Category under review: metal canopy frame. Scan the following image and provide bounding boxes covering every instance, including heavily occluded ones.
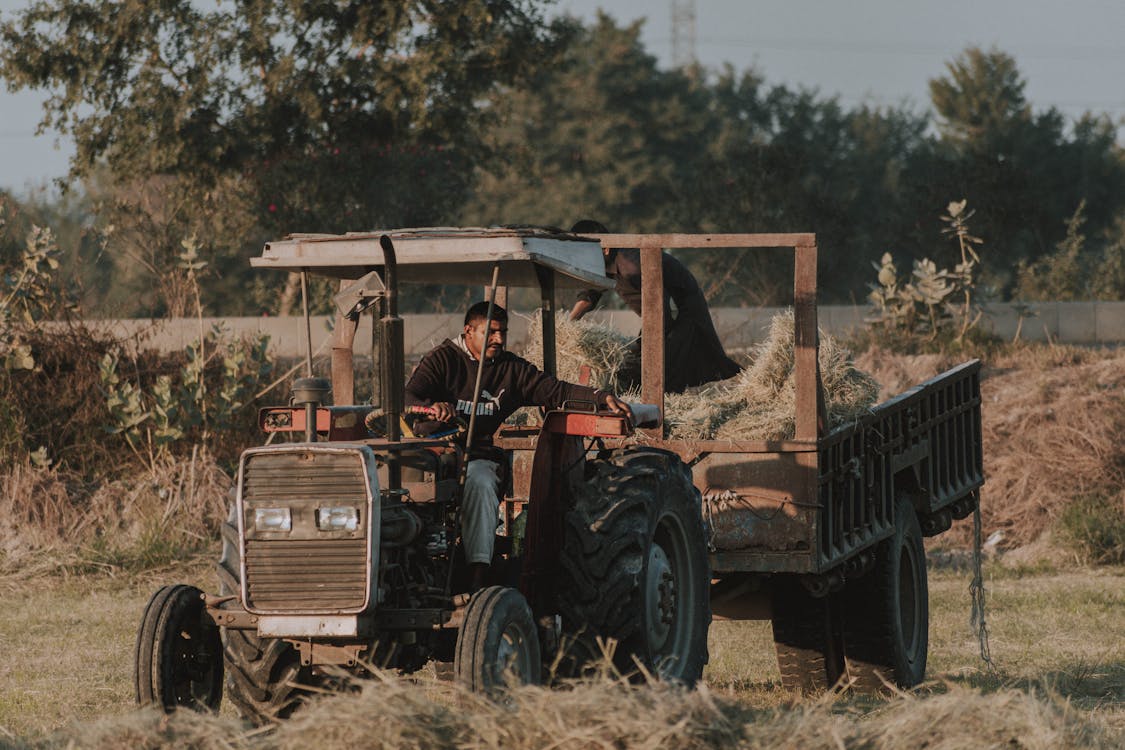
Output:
[252,227,614,290]
[585,233,824,445]
[253,227,614,406]
[252,228,824,447]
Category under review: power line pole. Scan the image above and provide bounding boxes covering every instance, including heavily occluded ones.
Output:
[671,0,697,68]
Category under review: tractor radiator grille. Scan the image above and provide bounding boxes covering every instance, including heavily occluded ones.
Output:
[244,537,368,611]
[240,448,372,613]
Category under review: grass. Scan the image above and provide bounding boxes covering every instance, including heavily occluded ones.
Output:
[929,567,1125,708]
[0,558,225,738]
[0,562,1121,747]
[1057,496,1125,565]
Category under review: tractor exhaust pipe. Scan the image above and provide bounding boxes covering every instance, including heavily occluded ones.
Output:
[379,235,404,489]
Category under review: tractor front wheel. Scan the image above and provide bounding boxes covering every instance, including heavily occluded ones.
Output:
[216,509,311,724]
[134,584,223,712]
[455,586,541,693]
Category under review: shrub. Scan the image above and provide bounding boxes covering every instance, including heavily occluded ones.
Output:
[0,450,231,575]
[1057,495,1125,566]
[866,199,985,350]
[1015,200,1089,301]
[99,324,274,471]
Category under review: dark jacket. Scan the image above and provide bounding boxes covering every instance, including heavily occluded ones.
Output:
[405,337,604,446]
[577,249,741,392]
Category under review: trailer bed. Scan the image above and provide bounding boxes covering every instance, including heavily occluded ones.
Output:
[696,360,983,575]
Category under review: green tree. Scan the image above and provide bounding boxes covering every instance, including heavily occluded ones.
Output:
[930,46,1031,150]
[927,47,1125,295]
[1014,200,1089,300]
[1,0,560,315]
[462,13,714,231]
[685,73,933,304]
[464,13,937,306]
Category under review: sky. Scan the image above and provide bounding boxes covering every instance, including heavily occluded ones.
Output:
[1,0,1123,195]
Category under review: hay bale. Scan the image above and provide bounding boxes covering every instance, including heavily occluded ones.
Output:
[661,386,743,440]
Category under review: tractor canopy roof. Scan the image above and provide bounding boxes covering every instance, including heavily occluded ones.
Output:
[252,226,613,290]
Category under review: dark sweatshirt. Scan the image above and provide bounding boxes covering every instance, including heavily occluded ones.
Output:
[576,248,741,392]
[405,337,605,446]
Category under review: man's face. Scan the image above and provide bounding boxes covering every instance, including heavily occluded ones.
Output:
[464,318,507,360]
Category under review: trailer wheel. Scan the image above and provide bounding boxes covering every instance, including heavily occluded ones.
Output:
[455,586,541,693]
[842,496,929,690]
[216,510,312,724]
[557,448,710,684]
[134,584,223,712]
[771,582,845,693]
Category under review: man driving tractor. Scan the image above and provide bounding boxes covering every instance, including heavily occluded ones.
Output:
[405,300,634,592]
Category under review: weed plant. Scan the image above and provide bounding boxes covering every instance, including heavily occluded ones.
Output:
[1058,495,1125,565]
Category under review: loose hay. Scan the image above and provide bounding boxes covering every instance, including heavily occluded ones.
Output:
[0,451,232,575]
[519,310,879,441]
[852,346,959,396]
[670,310,879,441]
[520,313,638,392]
[958,347,1125,551]
[27,676,1122,750]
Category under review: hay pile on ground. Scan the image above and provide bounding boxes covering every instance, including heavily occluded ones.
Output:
[853,343,1125,556]
[963,346,1125,551]
[26,677,1122,749]
[852,346,959,396]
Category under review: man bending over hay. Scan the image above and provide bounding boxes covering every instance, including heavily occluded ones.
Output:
[567,220,741,393]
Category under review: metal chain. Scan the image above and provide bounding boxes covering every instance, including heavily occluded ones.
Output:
[970,499,994,671]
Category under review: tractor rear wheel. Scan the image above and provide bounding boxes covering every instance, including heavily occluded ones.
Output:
[455,586,541,693]
[557,448,710,684]
[134,584,223,712]
[216,509,311,724]
[771,582,845,693]
[842,496,929,691]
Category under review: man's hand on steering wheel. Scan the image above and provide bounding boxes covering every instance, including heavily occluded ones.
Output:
[405,402,458,422]
[428,401,457,423]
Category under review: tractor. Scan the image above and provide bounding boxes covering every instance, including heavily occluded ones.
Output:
[134,228,711,723]
[135,227,984,719]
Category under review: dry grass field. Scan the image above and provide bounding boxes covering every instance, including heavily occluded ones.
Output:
[1,342,1122,748]
[0,559,1121,748]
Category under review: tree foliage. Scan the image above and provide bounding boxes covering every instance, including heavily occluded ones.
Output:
[3,8,1124,309]
[1,0,560,314]
[926,47,1125,295]
[462,13,713,230]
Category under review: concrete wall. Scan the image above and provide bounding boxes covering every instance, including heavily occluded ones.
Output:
[73,301,1125,359]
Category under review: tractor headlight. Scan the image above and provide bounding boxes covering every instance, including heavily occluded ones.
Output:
[317,506,360,532]
[253,507,292,532]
